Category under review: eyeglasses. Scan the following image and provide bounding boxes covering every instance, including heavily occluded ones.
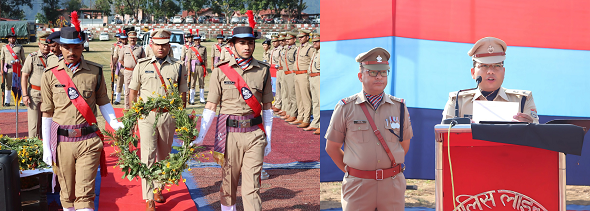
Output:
[477,63,504,70]
[365,70,389,77]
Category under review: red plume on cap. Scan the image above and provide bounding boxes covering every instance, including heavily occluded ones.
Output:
[246,10,255,34]
[71,11,81,33]
[123,30,126,35]
[118,28,122,34]
[221,31,224,35]
[51,28,55,32]
[11,27,15,35]
[189,29,193,34]
[196,29,199,34]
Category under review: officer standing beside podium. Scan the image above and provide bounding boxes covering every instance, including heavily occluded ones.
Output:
[325,47,412,211]
[441,37,538,123]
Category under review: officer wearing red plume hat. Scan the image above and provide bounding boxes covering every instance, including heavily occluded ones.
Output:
[186,28,207,104]
[40,11,124,211]
[194,10,272,211]
[1,27,25,106]
[112,29,128,105]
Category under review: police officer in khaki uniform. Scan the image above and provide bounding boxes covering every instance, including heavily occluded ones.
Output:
[47,31,63,67]
[40,25,123,211]
[186,33,207,104]
[306,33,320,135]
[325,47,412,211]
[1,28,25,106]
[194,25,273,211]
[269,35,283,113]
[145,39,155,58]
[118,31,146,111]
[128,29,188,211]
[262,39,271,62]
[290,29,315,128]
[442,37,538,123]
[112,31,128,105]
[282,32,299,123]
[21,32,51,138]
[180,30,194,63]
[276,33,288,117]
[212,32,226,69]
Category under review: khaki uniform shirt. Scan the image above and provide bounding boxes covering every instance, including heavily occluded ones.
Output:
[325,92,413,170]
[308,49,320,73]
[442,87,539,123]
[270,46,282,68]
[185,45,207,66]
[112,43,124,64]
[282,45,296,72]
[46,52,63,68]
[1,43,25,72]
[208,58,273,116]
[129,56,189,100]
[181,44,193,62]
[40,59,109,126]
[262,49,271,63]
[119,45,146,69]
[22,50,50,87]
[212,43,225,58]
[295,42,315,71]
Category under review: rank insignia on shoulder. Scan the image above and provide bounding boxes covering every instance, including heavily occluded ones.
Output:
[338,99,346,106]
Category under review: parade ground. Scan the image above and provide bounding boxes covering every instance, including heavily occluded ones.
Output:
[0,39,319,210]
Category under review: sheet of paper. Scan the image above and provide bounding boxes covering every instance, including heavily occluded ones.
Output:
[472,101,519,123]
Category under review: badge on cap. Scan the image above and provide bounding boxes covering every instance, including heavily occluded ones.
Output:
[241,87,253,100]
[487,45,494,54]
[68,87,79,100]
[377,55,383,63]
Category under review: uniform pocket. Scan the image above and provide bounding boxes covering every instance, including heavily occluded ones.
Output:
[384,123,400,142]
[221,83,238,98]
[53,87,69,106]
[348,122,369,143]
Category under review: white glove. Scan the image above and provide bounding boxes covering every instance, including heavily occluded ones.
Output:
[192,108,215,146]
[41,117,53,166]
[262,109,273,156]
[99,103,124,131]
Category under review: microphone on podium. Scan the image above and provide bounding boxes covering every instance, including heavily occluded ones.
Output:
[442,76,482,125]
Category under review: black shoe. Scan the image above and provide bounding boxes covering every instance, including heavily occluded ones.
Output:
[189,102,195,105]
[3,103,10,107]
[113,101,121,105]
[200,101,206,104]
[20,103,25,106]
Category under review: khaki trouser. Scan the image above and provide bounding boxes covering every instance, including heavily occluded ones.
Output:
[341,173,406,211]
[124,70,134,109]
[282,72,297,117]
[191,65,205,89]
[139,112,175,200]
[116,66,124,93]
[273,70,283,109]
[3,71,12,95]
[221,130,267,211]
[27,88,42,138]
[309,75,320,128]
[54,136,103,209]
[294,73,311,122]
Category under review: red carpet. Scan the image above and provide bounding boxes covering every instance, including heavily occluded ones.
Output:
[99,108,197,211]
[0,110,28,138]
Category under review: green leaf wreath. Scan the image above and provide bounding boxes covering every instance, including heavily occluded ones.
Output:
[102,81,205,192]
[0,135,50,171]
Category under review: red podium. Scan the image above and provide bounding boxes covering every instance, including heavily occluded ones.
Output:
[434,124,565,211]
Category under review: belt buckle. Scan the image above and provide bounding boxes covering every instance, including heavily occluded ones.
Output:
[67,129,81,137]
[376,169,384,180]
[401,163,406,172]
[240,120,251,128]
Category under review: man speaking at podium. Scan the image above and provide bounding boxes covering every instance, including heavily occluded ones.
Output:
[325,47,412,210]
[442,37,539,124]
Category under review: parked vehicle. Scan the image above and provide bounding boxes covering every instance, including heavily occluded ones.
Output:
[211,17,220,23]
[230,16,240,24]
[264,17,274,24]
[219,17,226,23]
[172,16,183,24]
[85,30,93,41]
[240,17,248,24]
[198,16,207,24]
[274,17,284,24]
[99,32,109,41]
[185,16,195,24]
[142,29,185,60]
[265,32,279,40]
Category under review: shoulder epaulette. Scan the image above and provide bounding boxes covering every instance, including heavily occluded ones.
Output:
[258,60,270,67]
[86,60,103,68]
[448,89,477,99]
[505,89,531,97]
[337,95,358,106]
[215,60,230,68]
[137,57,151,63]
[389,95,404,103]
[29,52,37,57]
